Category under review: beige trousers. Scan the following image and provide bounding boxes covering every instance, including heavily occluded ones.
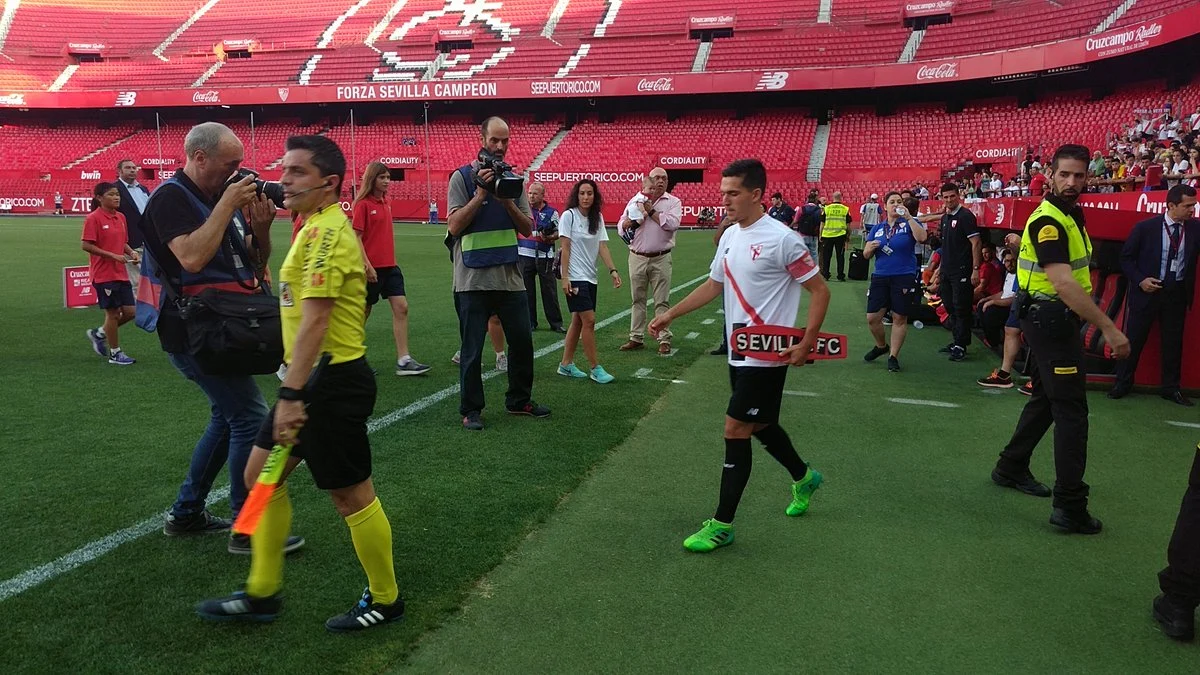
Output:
[628,251,673,343]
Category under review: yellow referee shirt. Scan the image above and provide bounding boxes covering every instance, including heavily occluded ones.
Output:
[279,203,367,364]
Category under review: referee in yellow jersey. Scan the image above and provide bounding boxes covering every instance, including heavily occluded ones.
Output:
[197,135,404,632]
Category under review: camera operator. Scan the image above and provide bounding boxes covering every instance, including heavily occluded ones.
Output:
[140,122,296,553]
[447,116,549,431]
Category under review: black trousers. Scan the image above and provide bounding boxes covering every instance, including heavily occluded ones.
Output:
[1114,287,1187,394]
[517,256,564,330]
[940,273,975,348]
[997,315,1090,511]
[820,234,846,280]
[977,303,1010,350]
[1160,447,1200,607]
[455,290,534,416]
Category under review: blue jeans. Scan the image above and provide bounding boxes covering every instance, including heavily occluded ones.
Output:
[167,352,268,519]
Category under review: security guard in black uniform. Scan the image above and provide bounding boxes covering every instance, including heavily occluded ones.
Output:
[1154,442,1200,641]
[989,144,1130,534]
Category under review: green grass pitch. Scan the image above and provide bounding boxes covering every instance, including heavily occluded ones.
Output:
[0,217,1195,673]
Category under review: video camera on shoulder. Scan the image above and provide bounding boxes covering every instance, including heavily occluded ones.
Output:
[473,148,524,199]
[224,168,286,207]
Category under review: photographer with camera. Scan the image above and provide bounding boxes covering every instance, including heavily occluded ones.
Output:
[519,181,565,333]
[139,122,300,554]
[447,117,548,431]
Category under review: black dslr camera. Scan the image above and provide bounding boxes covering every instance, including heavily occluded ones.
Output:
[224,168,286,207]
[474,148,524,199]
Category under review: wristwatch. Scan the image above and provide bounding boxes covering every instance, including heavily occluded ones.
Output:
[278,386,306,402]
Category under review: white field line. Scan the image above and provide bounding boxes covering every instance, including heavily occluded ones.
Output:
[1166,421,1200,429]
[886,397,961,408]
[0,274,709,603]
[684,332,700,340]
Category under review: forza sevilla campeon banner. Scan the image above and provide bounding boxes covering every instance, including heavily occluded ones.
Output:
[0,5,1194,109]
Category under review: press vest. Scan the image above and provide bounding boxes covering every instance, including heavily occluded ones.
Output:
[135,176,259,332]
[456,165,519,268]
[518,204,557,259]
[822,202,849,238]
[1017,199,1092,300]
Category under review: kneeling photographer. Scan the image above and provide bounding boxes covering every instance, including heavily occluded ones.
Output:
[139,122,293,553]
[447,116,549,431]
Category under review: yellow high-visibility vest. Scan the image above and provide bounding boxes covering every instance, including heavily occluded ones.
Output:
[822,203,849,238]
[1016,199,1092,299]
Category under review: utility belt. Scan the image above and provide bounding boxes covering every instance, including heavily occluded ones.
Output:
[1017,293,1080,340]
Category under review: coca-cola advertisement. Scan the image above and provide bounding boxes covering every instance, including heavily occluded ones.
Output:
[915,62,959,81]
[902,1,955,18]
[636,77,674,93]
[192,90,220,104]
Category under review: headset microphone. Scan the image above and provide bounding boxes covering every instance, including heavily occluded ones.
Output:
[285,181,333,199]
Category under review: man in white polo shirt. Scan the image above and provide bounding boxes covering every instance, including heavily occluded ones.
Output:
[619,166,682,355]
[650,158,831,553]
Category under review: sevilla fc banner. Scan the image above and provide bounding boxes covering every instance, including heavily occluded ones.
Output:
[64,266,97,308]
[903,1,954,18]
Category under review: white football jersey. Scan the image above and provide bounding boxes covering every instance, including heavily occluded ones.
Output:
[710,214,820,367]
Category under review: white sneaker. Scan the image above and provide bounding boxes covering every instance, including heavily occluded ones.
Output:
[276,363,288,381]
[495,353,508,372]
[450,351,461,365]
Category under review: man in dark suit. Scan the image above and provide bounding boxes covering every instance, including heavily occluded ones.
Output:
[1110,185,1199,405]
[1153,442,1200,642]
[115,159,151,288]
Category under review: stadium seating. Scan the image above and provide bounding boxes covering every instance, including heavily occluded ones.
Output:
[1,77,1197,213]
[0,0,1185,89]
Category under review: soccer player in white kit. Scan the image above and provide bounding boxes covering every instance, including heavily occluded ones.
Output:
[651,159,831,552]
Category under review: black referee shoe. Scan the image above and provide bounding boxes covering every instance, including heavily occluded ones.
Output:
[196,590,282,623]
[325,588,405,633]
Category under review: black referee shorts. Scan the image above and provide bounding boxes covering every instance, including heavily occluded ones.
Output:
[726,365,789,425]
[255,357,377,490]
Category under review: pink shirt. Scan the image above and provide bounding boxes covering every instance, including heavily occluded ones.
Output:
[618,191,682,254]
